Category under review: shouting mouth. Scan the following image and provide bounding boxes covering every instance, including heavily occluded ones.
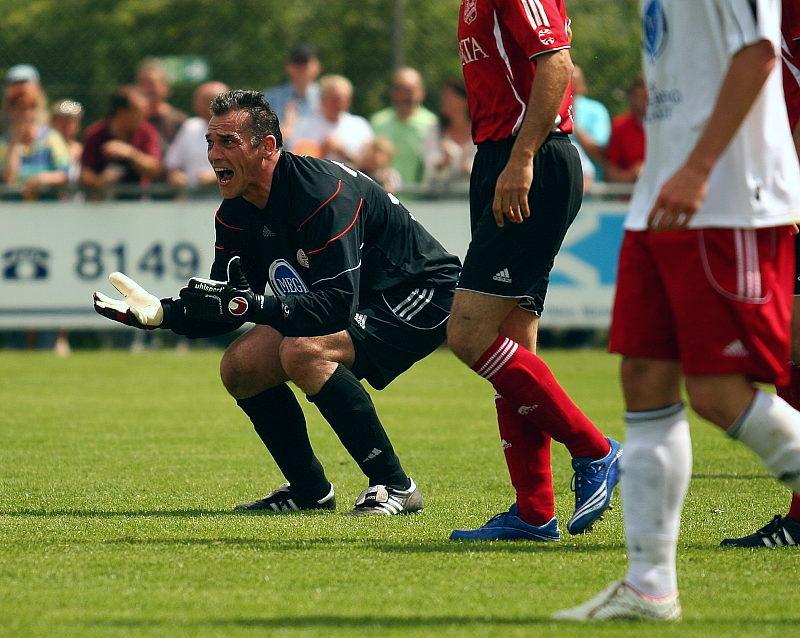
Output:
[215,168,234,186]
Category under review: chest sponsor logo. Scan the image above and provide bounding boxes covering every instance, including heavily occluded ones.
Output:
[643,0,668,62]
[269,259,309,299]
[463,0,477,24]
[537,27,555,46]
[459,36,489,65]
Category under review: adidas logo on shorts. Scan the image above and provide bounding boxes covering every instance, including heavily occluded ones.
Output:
[354,313,367,329]
[493,268,512,283]
[723,339,749,357]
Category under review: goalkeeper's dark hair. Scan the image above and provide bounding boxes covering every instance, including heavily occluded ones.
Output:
[211,89,283,148]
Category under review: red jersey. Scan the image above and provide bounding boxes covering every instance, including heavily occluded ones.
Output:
[81,119,161,184]
[783,0,800,129]
[606,113,645,172]
[458,0,573,143]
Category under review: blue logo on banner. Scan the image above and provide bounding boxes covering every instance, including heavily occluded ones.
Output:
[2,247,50,280]
[643,0,668,62]
[551,213,625,286]
[269,259,308,299]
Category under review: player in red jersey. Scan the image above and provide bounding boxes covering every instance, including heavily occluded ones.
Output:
[721,0,800,549]
[447,0,621,542]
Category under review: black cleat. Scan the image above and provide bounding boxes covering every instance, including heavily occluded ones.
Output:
[720,515,800,548]
[234,482,336,513]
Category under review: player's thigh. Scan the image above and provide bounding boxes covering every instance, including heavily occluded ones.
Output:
[279,331,356,371]
[220,325,288,398]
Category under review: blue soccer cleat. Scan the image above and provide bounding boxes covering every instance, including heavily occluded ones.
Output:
[567,437,622,535]
[450,504,560,541]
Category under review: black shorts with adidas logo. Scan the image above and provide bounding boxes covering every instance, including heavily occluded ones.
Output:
[347,285,454,391]
[457,133,583,315]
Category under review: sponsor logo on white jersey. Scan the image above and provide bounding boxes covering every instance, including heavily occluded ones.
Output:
[493,268,512,283]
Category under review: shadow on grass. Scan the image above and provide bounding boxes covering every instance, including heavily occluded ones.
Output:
[91,614,800,630]
[0,508,326,518]
[18,535,628,554]
[692,474,772,480]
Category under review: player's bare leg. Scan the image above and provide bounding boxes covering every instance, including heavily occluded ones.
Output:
[448,290,620,539]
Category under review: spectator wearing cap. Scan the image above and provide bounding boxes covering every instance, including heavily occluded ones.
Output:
[605,74,648,184]
[50,99,83,185]
[370,67,438,186]
[571,65,611,181]
[290,74,373,165]
[263,44,322,137]
[165,80,229,191]
[0,82,69,200]
[136,58,188,152]
[80,86,162,197]
[5,64,40,88]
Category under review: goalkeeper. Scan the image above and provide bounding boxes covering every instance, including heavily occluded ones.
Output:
[93,90,460,516]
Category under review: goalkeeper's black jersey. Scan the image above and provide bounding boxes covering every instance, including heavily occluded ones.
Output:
[196,152,460,337]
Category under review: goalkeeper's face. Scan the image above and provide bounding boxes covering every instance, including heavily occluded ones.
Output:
[206,110,265,199]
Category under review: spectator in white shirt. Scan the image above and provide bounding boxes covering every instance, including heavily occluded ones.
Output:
[290,74,373,166]
[165,81,228,191]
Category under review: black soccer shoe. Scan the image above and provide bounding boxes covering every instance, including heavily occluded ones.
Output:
[234,482,336,513]
[720,515,800,548]
[348,478,423,516]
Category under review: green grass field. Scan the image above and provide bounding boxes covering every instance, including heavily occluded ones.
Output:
[1,348,797,637]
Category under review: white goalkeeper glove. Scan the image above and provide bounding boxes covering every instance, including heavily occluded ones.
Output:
[92,272,164,329]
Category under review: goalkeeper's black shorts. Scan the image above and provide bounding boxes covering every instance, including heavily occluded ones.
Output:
[347,285,453,390]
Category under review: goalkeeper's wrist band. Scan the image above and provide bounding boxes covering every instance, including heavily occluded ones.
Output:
[245,293,284,328]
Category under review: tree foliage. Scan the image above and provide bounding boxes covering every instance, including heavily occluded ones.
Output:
[0,0,641,125]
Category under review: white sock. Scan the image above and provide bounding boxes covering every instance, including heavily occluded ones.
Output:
[729,390,800,492]
[622,403,692,598]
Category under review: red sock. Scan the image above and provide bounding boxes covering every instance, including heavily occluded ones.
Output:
[776,365,800,522]
[496,395,554,525]
[473,336,610,459]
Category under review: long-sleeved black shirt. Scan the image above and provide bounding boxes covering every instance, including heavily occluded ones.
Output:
[166,152,461,338]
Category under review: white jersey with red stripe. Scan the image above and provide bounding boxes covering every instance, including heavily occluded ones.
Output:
[783,0,800,128]
[627,0,800,230]
[458,0,573,143]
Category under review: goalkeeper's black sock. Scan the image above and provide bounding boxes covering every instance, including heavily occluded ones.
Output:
[236,384,331,501]
[309,365,410,490]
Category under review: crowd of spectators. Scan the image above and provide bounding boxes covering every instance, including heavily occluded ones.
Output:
[0,47,645,203]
